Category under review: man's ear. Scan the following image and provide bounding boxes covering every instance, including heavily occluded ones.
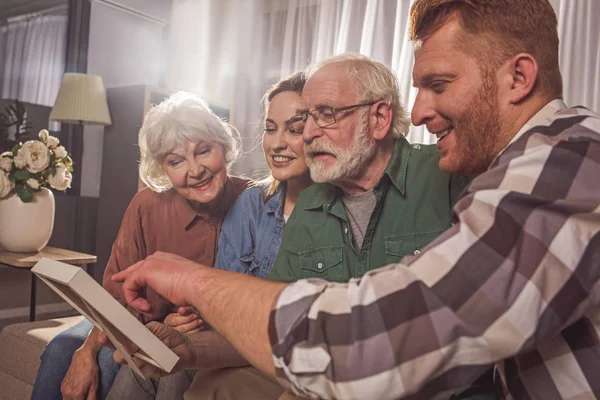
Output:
[371,101,393,141]
[504,53,539,104]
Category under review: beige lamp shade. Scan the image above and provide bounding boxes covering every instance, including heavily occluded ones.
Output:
[50,73,112,125]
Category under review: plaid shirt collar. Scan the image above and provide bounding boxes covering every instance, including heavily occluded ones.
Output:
[510,99,567,145]
[490,99,568,170]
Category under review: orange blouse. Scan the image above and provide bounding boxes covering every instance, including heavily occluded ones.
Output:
[102,176,249,321]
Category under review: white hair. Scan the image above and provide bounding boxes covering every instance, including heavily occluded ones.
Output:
[305,53,410,138]
[138,92,241,192]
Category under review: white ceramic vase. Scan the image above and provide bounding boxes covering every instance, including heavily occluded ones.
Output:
[0,188,55,252]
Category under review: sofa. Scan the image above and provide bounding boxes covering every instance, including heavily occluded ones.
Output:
[0,316,84,400]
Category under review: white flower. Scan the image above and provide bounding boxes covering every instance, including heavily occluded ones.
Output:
[38,129,49,142]
[0,171,15,198]
[20,140,50,173]
[53,146,68,159]
[47,135,60,149]
[48,165,72,191]
[0,152,13,172]
[13,153,27,169]
[26,178,40,190]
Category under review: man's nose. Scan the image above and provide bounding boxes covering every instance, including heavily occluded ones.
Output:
[411,91,436,127]
[303,114,322,143]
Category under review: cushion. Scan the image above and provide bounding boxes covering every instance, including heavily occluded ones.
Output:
[0,316,84,386]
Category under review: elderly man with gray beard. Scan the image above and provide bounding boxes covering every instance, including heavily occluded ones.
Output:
[267,53,468,287]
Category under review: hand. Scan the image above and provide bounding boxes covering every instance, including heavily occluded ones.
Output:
[113,321,196,378]
[93,329,111,349]
[112,252,206,314]
[164,307,205,334]
[61,348,99,400]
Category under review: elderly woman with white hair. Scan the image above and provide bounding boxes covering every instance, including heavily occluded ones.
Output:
[31,92,249,400]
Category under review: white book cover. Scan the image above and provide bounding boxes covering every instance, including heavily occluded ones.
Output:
[31,257,179,378]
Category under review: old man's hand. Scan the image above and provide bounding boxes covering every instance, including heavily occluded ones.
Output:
[113,321,197,378]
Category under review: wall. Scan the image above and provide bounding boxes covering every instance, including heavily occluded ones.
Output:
[549,0,560,17]
[81,0,171,197]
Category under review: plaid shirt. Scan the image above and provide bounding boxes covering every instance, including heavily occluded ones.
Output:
[269,100,600,400]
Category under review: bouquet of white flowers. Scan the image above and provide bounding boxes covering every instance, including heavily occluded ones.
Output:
[0,129,73,202]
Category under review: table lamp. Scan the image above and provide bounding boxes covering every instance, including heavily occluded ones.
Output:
[50,73,112,125]
[49,73,111,196]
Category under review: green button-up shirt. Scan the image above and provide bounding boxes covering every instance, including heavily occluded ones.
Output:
[268,137,469,283]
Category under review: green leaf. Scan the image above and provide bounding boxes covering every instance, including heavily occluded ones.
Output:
[17,190,33,202]
[15,186,33,202]
[12,144,19,155]
[12,169,30,181]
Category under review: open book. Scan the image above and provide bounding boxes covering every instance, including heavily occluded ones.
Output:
[31,258,179,378]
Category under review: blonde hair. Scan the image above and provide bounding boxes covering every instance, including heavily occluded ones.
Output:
[305,53,410,138]
[138,92,241,192]
[409,0,563,100]
[258,72,306,202]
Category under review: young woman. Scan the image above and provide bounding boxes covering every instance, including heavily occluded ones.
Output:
[214,71,312,278]
[31,92,249,400]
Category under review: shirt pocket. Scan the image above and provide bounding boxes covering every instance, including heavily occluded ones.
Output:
[239,250,262,277]
[385,229,446,264]
[298,246,344,281]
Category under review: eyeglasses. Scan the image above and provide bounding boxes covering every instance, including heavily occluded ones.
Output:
[288,101,377,132]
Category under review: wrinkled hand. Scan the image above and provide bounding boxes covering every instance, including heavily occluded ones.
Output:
[164,307,205,334]
[113,321,196,378]
[61,348,99,400]
[112,252,205,314]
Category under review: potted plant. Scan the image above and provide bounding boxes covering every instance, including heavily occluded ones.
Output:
[0,129,74,252]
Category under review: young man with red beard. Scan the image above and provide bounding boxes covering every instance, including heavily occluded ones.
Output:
[111,1,600,399]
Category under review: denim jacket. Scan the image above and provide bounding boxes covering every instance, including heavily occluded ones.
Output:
[214,185,285,278]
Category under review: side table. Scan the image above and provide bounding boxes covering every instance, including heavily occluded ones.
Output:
[0,246,97,321]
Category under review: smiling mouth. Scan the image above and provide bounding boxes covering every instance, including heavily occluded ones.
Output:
[434,126,454,142]
[190,176,213,188]
[272,155,295,164]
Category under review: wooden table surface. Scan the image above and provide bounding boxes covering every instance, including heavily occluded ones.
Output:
[0,246,97,268]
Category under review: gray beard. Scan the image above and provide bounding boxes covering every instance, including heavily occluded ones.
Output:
[307,113,377,183]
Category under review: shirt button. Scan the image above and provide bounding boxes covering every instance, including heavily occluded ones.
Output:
[317,262,323,269]
[414,249,421,255]
[344,227,348,233]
